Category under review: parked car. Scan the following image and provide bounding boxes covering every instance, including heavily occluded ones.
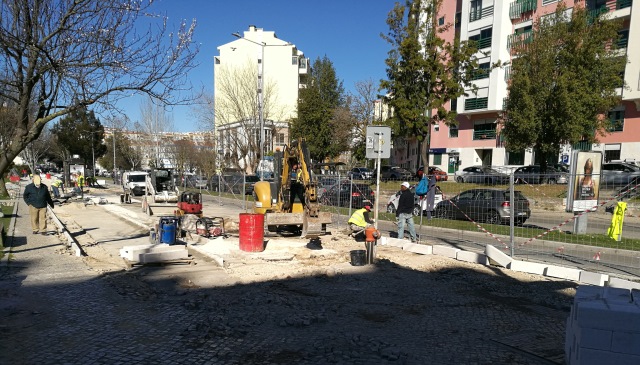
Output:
[435,188,531,225]
[514,165,567,184]
[416,166,449,182]
[317,177,346,199]
[386,184,444,216]
[454,166,510,184]
[601,162,640,187]
[209,174,260,195]
[348,167,373,180]
[320,182,375,209]
[184,175,208,189]
[375,166,413,181]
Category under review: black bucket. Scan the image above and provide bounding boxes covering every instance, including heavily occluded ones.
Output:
[350,250,366,266]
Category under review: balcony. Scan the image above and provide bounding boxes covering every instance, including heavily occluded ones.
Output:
[473,129,497,140]
[509,0,537,19]
[470,6,494,22]
[617,0,632,10]
[470,37,492,50]
[507,30,533,49]
[465,97,488,111]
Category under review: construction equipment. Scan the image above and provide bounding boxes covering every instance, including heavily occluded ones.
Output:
[142,168,179,216]
[195,217,226,238]
[253,139,332,238]
[176,191,203,216]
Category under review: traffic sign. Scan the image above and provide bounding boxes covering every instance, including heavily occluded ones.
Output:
[365,126,391,159]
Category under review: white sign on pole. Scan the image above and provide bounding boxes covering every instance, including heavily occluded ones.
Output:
[365,126,391,159]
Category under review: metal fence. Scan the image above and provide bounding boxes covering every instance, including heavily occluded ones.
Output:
[190,170,640,278]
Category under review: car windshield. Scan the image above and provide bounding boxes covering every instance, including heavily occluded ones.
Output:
[129,175,146,182]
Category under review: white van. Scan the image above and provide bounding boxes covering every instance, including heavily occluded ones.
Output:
[122,171,148,196]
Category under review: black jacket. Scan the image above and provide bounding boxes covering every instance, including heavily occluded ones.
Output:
[396,189,414,216]
[23,183,54,209]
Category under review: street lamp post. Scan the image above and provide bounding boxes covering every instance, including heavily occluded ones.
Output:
[232,32,266,181]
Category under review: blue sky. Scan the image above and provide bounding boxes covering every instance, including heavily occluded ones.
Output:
[116,0,397,132]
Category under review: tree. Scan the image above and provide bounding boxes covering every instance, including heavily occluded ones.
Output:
[214,63,285,173]
[502,3,626,169]
[0,0,198,195]
[290,56,346,161]
[19,128,54,174]
[171,139,198,184]
[380,0,480,172]
[135,97,175,168]
[52,107,107,172]
[99,132,142,171]
[348,79,380,163]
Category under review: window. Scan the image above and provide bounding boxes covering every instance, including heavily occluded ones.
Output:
[618,29,629,48]
[214,57,220,64]
[434,154,442,165]
[299,58,307,69]
[473,121,496,140]
[507,151,525,165]
[471,62,490,80]
[465,97,488,111]
[604,144,621,162]
[469,28,492,49]
[449,125,458,138]
[542,0,558,5]
[608,109,624,132]
[451,98,458,112]
[438,16,445,26]
[292,56,298,65]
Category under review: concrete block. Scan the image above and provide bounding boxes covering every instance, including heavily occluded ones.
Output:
[402,243,432,255]
[120,244,185,261]
[544,265,582,282]
[576,285,604,301]
[579,271,609,286]
[456,251,488,265]
[508,260,547,275]
[603,287,633,304]
[612,331,640,355]
[575,327,613,351]
[431,245,459,259]
[385,237,407,248]
[578,347,640,365]
[139,248,189,263]
[577,301,640,332]
[485,244,512,268]
[608,277,640,291]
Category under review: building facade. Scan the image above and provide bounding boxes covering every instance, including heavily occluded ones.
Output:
[214,25,309,171]
[392,0,639,174]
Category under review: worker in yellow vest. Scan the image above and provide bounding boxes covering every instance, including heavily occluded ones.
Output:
[51,179,63,198]
[348,205,374,237]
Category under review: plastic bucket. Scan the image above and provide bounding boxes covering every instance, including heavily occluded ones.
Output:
[46,173,51,179]
[239,213,265,252]
[350,250,366,266]
[159,220,177,244]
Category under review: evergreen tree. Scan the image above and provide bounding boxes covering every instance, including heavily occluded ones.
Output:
[291,56,347,161]
[502,3,626,169]
[52,107,107,168]
[381,0,480,171]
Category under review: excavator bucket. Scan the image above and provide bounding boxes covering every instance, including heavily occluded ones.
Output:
[301,212,331,238]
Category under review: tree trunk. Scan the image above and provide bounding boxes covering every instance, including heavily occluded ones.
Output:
[420,131,431,176]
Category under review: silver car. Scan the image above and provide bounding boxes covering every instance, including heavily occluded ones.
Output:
[454,166,509,185]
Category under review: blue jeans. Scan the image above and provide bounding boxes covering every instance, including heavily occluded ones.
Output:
[397,213,416,241]
[52,186,60,198]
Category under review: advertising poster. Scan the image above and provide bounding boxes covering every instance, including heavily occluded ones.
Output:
[571,151,602,212]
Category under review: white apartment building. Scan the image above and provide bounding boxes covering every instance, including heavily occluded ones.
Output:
[392,0,640,174]
[214,25,309,171]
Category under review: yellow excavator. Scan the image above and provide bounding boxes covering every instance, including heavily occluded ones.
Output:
[253,139,332,238]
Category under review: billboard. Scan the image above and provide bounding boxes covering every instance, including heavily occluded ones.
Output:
[566,151,602,212]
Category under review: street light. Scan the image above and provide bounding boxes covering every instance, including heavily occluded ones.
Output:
[232,32,266,180]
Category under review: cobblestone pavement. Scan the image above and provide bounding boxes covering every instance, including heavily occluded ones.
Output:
[0,186,575,364]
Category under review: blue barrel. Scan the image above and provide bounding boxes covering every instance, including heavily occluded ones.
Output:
[159,220,177,244]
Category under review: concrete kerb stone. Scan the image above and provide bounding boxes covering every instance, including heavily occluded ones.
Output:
[456,250,488,265]
[508,260,548,276]
[607,277,640,291]
[432,245,459,258]
[402,242,432,255]
[485,244,513,268]
[545,265,582,282]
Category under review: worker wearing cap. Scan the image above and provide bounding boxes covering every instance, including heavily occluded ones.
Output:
[348,205,374,234]
[396,181,417,242]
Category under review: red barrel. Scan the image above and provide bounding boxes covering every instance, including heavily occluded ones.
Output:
[239,213,265,252]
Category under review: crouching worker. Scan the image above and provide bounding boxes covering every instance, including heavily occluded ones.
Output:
[348,205,374,237]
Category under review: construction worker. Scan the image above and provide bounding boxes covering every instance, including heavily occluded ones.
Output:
[348,205,374,237]
[51,179,63,198]
[289,163,305,209]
